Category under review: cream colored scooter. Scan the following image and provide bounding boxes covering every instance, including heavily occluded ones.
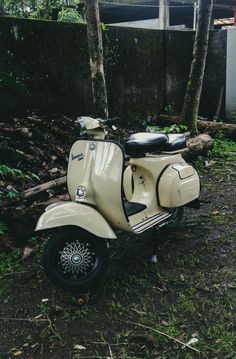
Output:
[36,117,200,293]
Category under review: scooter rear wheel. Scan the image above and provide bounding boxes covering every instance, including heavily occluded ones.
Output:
[42,227,109,293]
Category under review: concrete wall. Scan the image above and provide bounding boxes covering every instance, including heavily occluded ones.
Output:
[0,18,92,119]
[226,27,236,119]
[104,26,165,119]
[0,17,227,122]
[165,29,226,117]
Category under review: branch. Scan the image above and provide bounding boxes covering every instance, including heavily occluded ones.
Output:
[123,320,200,353]
[0,176,67,208]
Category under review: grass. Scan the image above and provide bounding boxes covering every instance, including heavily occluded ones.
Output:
[0,248,24,277]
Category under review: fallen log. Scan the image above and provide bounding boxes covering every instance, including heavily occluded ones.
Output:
[182,134,213,160]
[0,127,33,138]
[157,114,236,140]
[0,176,67,208]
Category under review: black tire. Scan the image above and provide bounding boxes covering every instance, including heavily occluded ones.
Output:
[164,207,184,231]
[42,227,109,293]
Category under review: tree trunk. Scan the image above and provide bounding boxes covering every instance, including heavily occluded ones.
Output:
[181,0,213,134]
[157,114,236,140]
[85,0,108,118]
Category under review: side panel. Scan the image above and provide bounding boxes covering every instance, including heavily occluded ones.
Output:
[127,153,185,229]
[35,202,117,239]
[158,165,200,207]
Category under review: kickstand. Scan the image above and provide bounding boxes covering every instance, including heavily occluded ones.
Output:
[150,227,161,264]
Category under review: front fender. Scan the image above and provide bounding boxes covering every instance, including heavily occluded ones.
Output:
[35,202,117,239]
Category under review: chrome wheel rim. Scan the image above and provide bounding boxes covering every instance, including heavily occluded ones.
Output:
[59,240,95,277]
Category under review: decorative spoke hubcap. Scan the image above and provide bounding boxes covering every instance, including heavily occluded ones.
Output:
[60,240,93,276]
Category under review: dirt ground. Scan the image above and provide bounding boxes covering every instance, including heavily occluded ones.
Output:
[0,135,235,359]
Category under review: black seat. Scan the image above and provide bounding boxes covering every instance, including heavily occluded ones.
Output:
[125,133,186,157]
[125,133,167,157]
[164,134,186,152]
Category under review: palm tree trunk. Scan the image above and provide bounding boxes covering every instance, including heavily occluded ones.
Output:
[85,0,108,118]
[181,0,213,134]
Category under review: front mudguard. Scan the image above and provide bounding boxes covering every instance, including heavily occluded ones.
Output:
[35,202,117,239]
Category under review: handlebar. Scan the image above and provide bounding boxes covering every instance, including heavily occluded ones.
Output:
[103,117,125,128]
[75,116,125,132]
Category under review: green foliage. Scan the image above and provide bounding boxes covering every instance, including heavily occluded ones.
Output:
[0,72,29,96]
[100,22,108,31]
[0,248,23,276]
[211,138,236,160]
[164,103,175,114]
[0,164,40,200]
[6,190,17,199]
[30,0,61,19]
[147,124,188,134]
[0,164,18,178]
[0,164,40,182]
[58,7,82,23]
[3,0,81,21]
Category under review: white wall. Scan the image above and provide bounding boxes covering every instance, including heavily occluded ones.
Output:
[226,27,236,119]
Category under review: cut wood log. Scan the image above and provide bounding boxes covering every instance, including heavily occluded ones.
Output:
[157,114,236,140]
[0,176,67,208]
[182,134,213,160]
[0,127,33,138]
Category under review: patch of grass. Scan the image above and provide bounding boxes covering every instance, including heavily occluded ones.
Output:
[0,248,24,277]
[210,138,236,160]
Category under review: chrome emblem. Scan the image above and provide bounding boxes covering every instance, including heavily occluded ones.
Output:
[71,153,85,161]
[90,143,96,151]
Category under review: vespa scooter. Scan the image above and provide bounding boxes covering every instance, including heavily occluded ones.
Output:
[36,117,200,293]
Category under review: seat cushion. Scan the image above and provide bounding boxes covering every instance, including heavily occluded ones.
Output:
[125,132,186,156]
[125,133,168,157]
[163,134,186,151]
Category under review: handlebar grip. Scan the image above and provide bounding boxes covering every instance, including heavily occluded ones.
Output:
[104,117,125,127]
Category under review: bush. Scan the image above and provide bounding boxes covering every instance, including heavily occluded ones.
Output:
[58,8,82,23]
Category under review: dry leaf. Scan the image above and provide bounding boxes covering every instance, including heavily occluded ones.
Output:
[22,246,34,259]
[182,337,199,348]
[205,160,216,167]
[74,344,86,350]
[13,350,23,356]
[34,314,43,319]
[161,320,169,327]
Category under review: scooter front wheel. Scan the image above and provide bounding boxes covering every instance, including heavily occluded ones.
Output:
[42,228,109,293]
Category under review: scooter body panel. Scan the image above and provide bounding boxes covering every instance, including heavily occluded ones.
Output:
[125,154,185,231]
[158,163,200,207]
[35,202,117,239]
[67,140,131,232]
